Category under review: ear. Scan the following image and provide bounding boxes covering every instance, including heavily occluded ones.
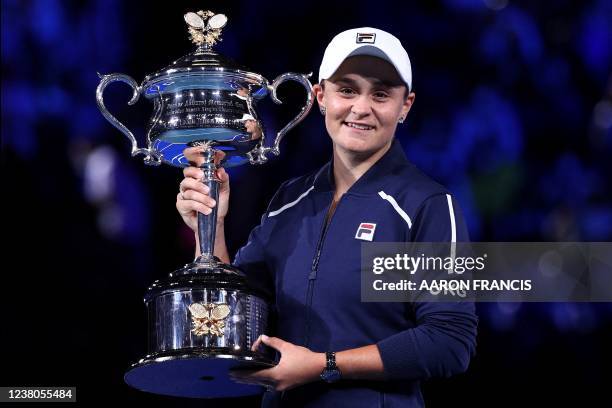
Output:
[313,83,325,109]
[400,91,416,119]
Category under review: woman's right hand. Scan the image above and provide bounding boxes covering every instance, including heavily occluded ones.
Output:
[176,147,230,233]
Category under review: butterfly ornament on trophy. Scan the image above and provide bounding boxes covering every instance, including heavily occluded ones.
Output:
[188,302,231,337]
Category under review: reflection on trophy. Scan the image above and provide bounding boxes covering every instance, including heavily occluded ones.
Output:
[96,10,313,398]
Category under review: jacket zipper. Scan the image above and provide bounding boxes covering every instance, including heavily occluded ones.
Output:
[304,195,340,347]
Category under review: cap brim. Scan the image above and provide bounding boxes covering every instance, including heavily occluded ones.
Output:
[323,45,410,89]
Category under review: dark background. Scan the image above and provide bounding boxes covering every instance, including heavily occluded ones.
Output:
[2,0,611,406]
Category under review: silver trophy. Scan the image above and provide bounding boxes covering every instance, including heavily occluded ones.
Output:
[96,10,314,398]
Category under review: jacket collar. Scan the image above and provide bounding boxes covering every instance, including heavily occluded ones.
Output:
[313,138,411,195]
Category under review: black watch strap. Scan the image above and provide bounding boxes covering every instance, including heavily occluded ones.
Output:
[320,351,342,383]
[326,351,337,369]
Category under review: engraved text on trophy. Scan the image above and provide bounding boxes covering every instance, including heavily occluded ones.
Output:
[149,90,251,136]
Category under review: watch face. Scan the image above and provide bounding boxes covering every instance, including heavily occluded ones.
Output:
[321,368,342,383]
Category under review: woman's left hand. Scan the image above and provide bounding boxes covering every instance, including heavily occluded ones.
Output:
[229,335,325,392]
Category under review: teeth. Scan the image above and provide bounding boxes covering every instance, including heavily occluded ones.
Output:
[345,122,373,130]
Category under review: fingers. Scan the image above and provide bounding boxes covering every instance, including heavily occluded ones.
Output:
[183,166,204,180]
[217,167,230,193]
[228,366,276,387]
[255,335,285,353]
[216,167,229,183]
[251,335,263,352]
[183,147,227,167]
[179,177,209,195]
[214,149,227,164]
[183,165,230,188]
[176,193,214,215]
[181,190,216,208]
[177,177,217,215]
[183,146,205,166]
[229,375,276,388]
[228,368,259,378]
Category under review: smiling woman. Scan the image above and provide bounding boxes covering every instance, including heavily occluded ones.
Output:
[314,55,414,179]
[176,27,478,408]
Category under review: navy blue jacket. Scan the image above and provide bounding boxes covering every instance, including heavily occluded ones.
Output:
[233,139,478,407]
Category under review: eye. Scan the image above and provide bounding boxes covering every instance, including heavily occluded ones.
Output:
[339,88,356,96]
[373,91,390,100]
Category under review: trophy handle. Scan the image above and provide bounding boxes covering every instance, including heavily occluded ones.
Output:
[251,72,314,164]
[95,73,162,166]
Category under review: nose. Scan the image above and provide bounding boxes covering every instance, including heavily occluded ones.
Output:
[350,95,372,117]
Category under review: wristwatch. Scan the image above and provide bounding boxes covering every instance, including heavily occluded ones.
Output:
[320,351,342,383]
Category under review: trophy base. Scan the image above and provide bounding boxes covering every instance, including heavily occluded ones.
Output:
[125,349,275,398]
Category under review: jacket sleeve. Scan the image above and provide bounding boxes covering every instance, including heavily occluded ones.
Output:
[231,182,287,300]
[376,193,479,380]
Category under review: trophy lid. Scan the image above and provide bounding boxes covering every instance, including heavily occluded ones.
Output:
[142,10,268,98]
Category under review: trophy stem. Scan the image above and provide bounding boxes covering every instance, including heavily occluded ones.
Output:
[195,147,220,266]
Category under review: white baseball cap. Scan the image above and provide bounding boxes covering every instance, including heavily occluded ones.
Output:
[318,27,412,91]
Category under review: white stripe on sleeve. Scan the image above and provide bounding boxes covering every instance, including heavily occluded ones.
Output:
[378,191,412,229]
[268,186,315,217]
[446,193,457,262]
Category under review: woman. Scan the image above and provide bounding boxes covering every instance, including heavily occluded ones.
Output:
[177,27,477,407]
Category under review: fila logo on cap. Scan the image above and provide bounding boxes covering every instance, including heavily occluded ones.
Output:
[356,33,376,44]
[355,222,377,241]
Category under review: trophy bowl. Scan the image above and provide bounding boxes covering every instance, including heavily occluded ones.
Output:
[96,10,314,398]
